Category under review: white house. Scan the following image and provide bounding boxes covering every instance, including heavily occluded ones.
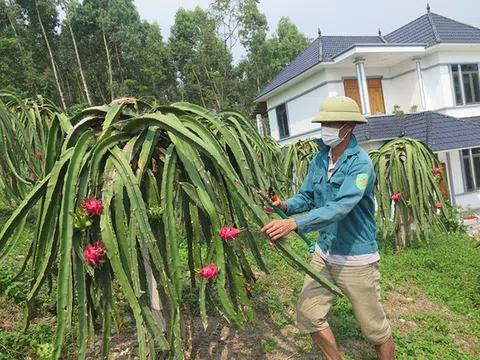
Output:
[252,5,480,209]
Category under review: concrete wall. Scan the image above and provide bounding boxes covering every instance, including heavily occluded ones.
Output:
[265,50,480,144]
[441,150,480,210]
[441,104,480,118]
[437,51,480,64]
[359,140,387,152]
[267,69,327,109]
[456,192,480,210]
[384,70,420,113]
[266,69,326,140]
[423,64,455,110]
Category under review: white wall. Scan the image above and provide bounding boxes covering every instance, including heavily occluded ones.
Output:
[455,192,480,210]
[441,104,480,118]
[267,69,327,109]
[266,69,326,140]
[278,129,321,146]
[437,51,480,64]
[384,71,420,113]
[422,65,454,110]
[268,108,280,139]
[359,140,387,152]
[286,85,326,136]
[444,150,480,209]
[265,50,480,143]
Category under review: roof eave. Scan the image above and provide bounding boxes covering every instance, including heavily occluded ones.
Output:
[253,60,334,102]
[254,43,428,102]
[332,43,427,63]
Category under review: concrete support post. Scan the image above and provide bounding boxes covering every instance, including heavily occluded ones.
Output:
[415,59,427,109]
[354,58,371,115]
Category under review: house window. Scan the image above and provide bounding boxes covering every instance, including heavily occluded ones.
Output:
[275,103,290,138]
[462,148,480,192]
[451,64,480,105]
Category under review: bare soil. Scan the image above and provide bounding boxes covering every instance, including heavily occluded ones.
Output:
[86,286,479,360]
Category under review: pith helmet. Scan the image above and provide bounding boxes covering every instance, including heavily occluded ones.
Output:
[312,96,368,123]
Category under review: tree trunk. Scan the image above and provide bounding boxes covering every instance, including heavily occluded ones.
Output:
[102,20,114,102]
[55,59,72,105]
[115,45,124,83]
[5,0,20,41]
[35,0,66,110]
[75,72,86,103]
[395,203,412,250]
[66,12,91,105]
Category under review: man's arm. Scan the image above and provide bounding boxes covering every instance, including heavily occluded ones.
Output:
[294,160,372,235]
[284,159,317,216]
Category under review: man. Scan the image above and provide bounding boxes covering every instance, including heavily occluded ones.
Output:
[262,96,394,360]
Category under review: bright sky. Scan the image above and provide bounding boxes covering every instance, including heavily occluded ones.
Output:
[134,0,480,62]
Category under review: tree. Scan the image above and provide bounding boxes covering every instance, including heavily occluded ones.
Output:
[34,0,66,109]
[0,1,35,96]
[169,7,235,111]
[209,0,242,53]
[60,0,91,105]
[236,12,310,114]
[4,0,59,100]
[135,21,176,100]
[369,138,449,249]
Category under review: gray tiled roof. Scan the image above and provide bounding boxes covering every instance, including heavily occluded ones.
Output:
[322,36,384,60]
[254,36,383,100]
[255,11,480,100]
[462,115,480,125]
[384,14,438,44]
[254,38,321,101]
[354,112,480,152]
[385,12,480,44]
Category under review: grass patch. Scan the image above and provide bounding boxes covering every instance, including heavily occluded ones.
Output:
[1,197,479,359]
[379,231,480,338]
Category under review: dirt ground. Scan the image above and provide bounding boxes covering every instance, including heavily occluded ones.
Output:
[83,286,479,360]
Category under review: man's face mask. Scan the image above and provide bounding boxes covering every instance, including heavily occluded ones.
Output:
[321,123,348,148]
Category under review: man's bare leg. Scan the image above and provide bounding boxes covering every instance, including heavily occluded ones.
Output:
[375,335,394,360]
[310,327,342,360]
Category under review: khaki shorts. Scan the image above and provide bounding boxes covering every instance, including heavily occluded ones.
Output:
[296,252,392,345]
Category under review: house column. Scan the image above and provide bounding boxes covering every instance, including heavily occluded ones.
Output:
[256,114,264,136]
[354,57,371,115]
[415,58,427,109]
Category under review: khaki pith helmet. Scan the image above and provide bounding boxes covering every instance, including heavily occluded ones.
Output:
[312,96,368,123]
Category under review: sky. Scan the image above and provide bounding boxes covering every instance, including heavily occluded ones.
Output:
[134,0,480,62]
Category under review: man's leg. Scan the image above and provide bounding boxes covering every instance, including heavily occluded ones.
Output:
[332,262,394,360]
[310,327,342,360]
[376,335,394,360]
[296,253,339,358]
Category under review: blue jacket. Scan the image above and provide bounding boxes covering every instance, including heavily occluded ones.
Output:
[285,135,378,256]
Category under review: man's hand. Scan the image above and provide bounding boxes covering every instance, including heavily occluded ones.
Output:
[264,200,287,215]
[261,218,297,241]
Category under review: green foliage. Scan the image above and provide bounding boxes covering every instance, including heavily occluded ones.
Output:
[379,232,480,325]
[1,193,479,358]
[0,322,54,360]
[442,204,467,233]
[1,0,310,113]
[236,14,311,113]
[37,342,54,359]
[0,99,333,359]
[66,102,88,116]
[0,93,59,204]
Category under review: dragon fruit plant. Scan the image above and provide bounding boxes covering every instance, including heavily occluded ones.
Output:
[0,98,339,359]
